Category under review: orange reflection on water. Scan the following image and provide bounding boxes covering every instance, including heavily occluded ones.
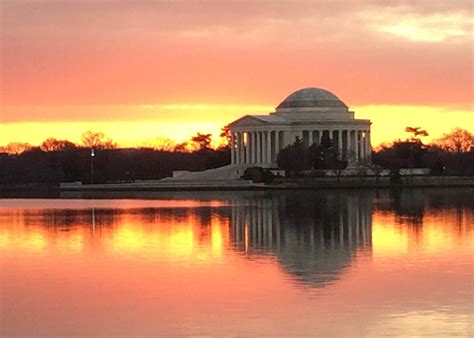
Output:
[106,214,229,261]
[372,209,474,260]
[0,192,473,337]
[0,204,231,264]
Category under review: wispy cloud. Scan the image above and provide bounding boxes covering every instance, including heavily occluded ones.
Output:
[364,11,473,42]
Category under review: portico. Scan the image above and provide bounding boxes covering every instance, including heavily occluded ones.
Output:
[228,88,372,167]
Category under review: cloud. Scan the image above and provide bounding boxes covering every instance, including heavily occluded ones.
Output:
[1,0,472,107]
[362,10,473,42]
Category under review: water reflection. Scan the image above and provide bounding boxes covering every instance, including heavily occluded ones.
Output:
[230,191,373,287]
[0,203,232,262]
[0,189,473,337]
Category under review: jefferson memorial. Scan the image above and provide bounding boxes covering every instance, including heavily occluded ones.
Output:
[228,87,372,166]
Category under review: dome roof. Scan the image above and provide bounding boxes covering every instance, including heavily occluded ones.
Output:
[276,87,347,110]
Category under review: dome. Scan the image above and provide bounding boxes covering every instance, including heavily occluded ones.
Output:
[276,87,347,110]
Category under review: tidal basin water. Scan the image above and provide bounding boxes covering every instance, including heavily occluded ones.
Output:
[1,189,473,337]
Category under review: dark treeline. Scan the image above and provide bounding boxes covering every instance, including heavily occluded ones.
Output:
[0,131,229,185]
[0,147,230,185]
[0,127,473,185]
[373,127,474,175]
[277,127,474,175]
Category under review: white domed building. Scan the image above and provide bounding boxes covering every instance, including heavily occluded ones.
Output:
[228,87,372,166]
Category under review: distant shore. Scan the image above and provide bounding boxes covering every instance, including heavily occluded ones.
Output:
[1,176,473,197]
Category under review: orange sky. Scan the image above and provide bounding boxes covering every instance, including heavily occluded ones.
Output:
[1,1,473,147]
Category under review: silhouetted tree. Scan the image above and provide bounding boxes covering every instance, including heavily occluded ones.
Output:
[173,142,189,153]
[0,142,33,156]
[40,138,76,152]
[277,137,312,171]
[374,127,430,169]
[434,128,474,154]
[373,139,427,168]
[405,126,429,140]
[362,161,384,183]
[191,133,212,151]
[81,131,116,149]
[310,133,339,169]
[141,137,176,151]
[219,125,231,148]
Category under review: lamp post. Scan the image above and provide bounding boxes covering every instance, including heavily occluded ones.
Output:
[90,148,95,184]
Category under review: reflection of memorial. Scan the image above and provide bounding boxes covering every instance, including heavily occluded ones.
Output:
[230,191,373,287]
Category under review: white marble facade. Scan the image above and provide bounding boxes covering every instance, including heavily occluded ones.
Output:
[228,87,372,166]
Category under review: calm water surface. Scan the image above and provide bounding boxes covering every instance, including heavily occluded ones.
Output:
[1,189,473,337]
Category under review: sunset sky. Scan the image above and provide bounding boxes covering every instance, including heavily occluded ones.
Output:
[1,0,473,147]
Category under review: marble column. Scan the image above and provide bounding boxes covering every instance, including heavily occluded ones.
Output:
[346,131,350,161]
[266,131,272,164]
[367,129,372,160]
[365,133,369,160]
[282,131,289,148]
[230,133,235,164]
[354,130,359,162]
[236,132,241,164]
[363,131,367,160]
[235,132,239,164]
[256,131,261,164]
[274,130,280,162]
[250,131,255,163]
[364,131,369,160]
[348,130,352,161]
[240,132,245,164]
[235,133,241,164]
[245,132,250,164]
[338,130,343,160]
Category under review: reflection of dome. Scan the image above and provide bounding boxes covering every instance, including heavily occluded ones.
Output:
[276,87,348,110]
[276,245,353,287]
[228,191,374,288]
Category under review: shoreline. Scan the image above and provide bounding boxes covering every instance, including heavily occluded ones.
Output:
[1,176,473,196]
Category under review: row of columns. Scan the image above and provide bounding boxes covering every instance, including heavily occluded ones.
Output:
[230,129,371,165]
[229,195,372,253]
[230,131,274,165]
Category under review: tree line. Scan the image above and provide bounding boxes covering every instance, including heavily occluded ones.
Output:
[277,127,474,176]
[0,131,229,185]
[0,127,473,185]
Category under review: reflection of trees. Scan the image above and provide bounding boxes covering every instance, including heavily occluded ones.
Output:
[229,191,373,287]
[389,188,425,228]
[20,206,229,234]
[377,188,474,230]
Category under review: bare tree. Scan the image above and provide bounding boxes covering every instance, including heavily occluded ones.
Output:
[141,137,176,151]
[361,160,384,184]
[0,142,33,156]
[173,142,189,152]
[191,133,212,151]
[81,131,116,149]
[40,138,76,152]
[434,128,474,153]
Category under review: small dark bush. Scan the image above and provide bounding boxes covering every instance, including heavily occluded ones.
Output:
[242,167,274,183]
